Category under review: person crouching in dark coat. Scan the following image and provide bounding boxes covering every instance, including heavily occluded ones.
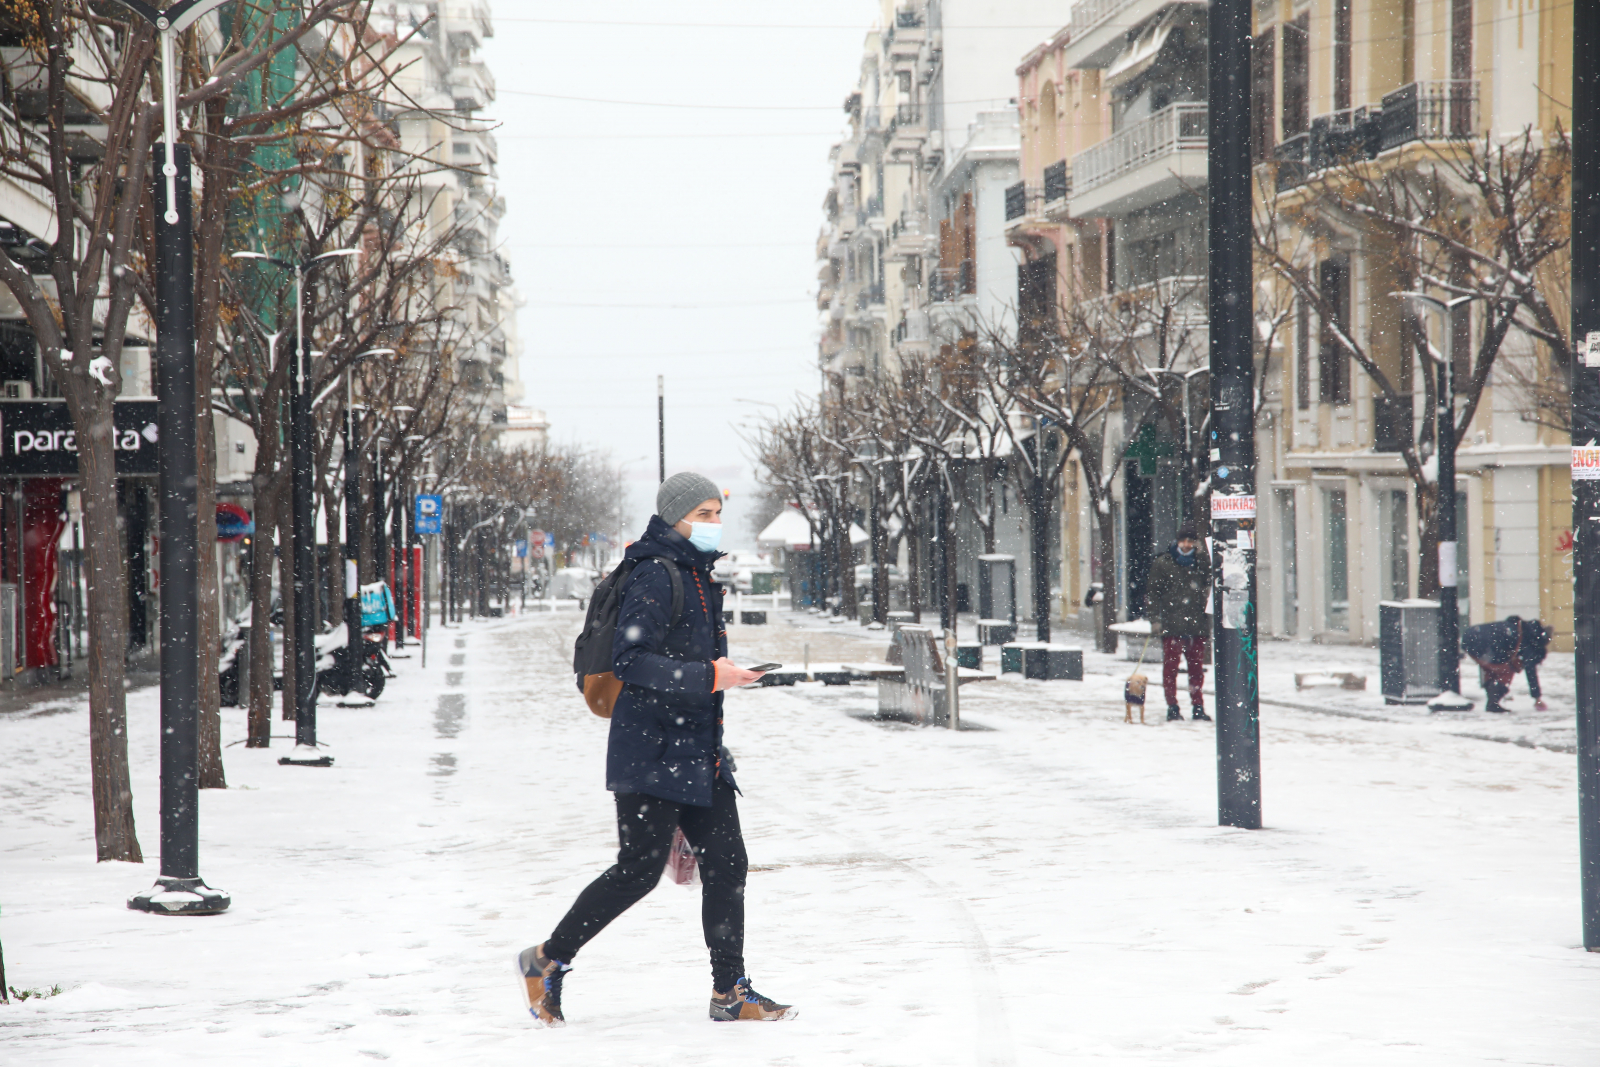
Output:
[1461,615,1552,713]
[1145,521,1212,722]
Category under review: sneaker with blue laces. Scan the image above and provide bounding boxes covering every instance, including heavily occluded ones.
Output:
[709,976,797,1021]
[515,943,571,1027]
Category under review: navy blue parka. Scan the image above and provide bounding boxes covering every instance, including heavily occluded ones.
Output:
[605,515,735,806]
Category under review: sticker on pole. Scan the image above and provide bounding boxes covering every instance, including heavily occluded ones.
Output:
[1211,493,1257,520]
[1584,332,1600,368]
[1573,446,1600,481]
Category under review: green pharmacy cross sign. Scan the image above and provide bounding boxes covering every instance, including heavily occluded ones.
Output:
[1126,422,1175,477]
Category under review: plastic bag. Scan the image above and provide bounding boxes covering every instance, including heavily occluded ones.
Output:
[664,827,700,886]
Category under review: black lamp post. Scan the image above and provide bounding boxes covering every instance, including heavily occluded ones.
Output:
[1570,0,1600,951]
[1208,0,1262,829]
[231,248,359,765]
[125,0,232,917]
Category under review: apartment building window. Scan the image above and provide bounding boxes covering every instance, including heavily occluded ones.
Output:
[898,70,912,94]
[1019,254,1058,347]
[1105,223,1116,294]
[1318,258,1352,405]
[1323,488,1349,631]
[1251,29,1276,163]
[1449,253,1472,385]
[1282,13,1309,136]
[1378,488,1409,601]
[1295,298,1311,410]
[1451,0,1472,80]
[1277,489,1298,634]
[1334,0,1352,111]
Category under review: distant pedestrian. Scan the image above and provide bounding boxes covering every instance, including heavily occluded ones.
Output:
[517,472,796,1027]
[1146,521,1212,722]
[1462,615,1552,713]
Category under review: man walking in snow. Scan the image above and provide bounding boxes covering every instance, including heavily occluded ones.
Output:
[1146,521,1212,722]
[518,472,796,1026]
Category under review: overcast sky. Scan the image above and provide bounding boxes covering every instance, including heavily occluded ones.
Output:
[480,1,874,550]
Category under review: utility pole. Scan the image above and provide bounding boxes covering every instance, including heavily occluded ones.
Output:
[1207,0,1261,829]
[344,392,363,697]
[126,2,230,917]
[1570,0,1600,951]
[658,374,666,483]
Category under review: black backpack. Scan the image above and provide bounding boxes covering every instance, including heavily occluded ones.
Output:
[572,556,682,718]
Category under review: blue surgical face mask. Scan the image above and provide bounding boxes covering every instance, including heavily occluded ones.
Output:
[688,522,723,553]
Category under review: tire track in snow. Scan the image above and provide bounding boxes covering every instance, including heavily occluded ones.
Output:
[761,795,1018,1067]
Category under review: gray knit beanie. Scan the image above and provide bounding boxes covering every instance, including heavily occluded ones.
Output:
[656,472,721,528]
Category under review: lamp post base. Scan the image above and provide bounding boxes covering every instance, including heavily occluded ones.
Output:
[1427,691,1475,713]
[278,744,334,767]
[128,877,230,916]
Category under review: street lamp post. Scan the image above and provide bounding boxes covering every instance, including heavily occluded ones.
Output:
[1570,0,1600,950]
[232,248,359,766]
[1398,292,1474,712]
[125,0,234,917]
[1208,0,1262,830]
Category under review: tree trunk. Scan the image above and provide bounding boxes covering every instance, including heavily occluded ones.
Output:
[906,490,924,623]
[1028,474,1052,642]
[246,473,276,747]
[836,504,857,619]
[72,393,142,862]
[1417,484,1441,596]
[195,387,225,789]
[1095,506,1120,654]
[278,493,297,721]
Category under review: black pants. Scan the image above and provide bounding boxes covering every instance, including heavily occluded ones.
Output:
[544,778,748,991]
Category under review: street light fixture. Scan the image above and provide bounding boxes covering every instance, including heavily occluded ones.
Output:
[123,0,234,919]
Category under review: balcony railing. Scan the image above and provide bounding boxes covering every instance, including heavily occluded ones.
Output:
[854,282,886,310]
[856,192,884,226]
[930,262,976,303]
[1082,274,1208,330]
[1072,103,1208,196]
[1067,0,1138,42]
[1043,159,1070,203]
[1271,82,1479,193]
[1380,80,1479,151]
[1005,181,1028,221]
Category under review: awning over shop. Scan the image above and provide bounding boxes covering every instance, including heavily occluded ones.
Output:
[757,506,867,550]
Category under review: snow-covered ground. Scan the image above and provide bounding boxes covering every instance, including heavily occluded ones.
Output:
[2,609,1597,1064]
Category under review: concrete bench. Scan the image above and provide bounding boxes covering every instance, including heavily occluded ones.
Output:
[1000,642,1084,681]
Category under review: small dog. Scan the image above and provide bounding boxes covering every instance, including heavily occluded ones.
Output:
[1124,673,1148,724]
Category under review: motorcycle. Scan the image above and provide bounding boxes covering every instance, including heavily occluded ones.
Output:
[317,628,392,700]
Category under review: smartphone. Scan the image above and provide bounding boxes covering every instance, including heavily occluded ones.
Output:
[747,662,783,672]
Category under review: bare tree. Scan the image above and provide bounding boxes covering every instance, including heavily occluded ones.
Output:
[1256,127,1570,593]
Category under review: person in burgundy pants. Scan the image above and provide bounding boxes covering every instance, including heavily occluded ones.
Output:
[1146,522,1212,722]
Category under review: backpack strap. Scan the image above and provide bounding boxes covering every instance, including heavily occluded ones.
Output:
[652,558,684,629]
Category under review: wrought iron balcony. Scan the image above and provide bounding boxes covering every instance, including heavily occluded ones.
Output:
[1380,81,1479,151]
[1043,159,1070,203]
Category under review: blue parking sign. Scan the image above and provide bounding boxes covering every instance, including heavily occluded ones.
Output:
[415,494,443,535]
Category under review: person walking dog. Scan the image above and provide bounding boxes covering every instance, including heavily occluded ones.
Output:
[518,472,796,1026]
[1462,615,1552,713]
[1146,521,1212,722]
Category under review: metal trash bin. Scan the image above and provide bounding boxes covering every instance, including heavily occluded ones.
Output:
[1379,599,1443,704]
[978,554,1017,625]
